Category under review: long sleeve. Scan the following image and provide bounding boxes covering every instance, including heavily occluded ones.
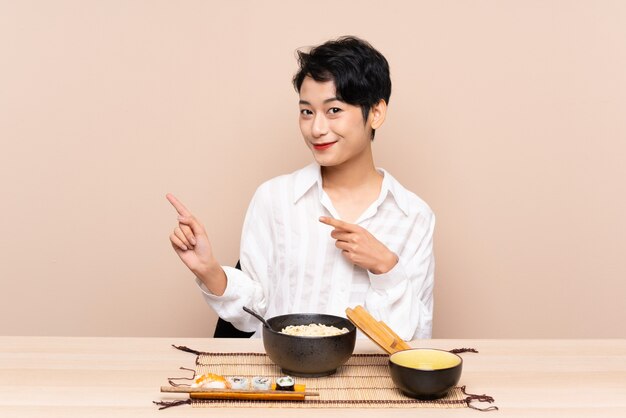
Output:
[195,182,274,333]
[364,210,435,341]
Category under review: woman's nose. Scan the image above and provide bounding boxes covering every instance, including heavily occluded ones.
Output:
[312,114,329,137]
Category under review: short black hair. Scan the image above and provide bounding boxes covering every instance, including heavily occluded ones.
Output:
[293,36,391,139]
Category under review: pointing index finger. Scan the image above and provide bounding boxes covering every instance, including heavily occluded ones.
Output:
[166,193,192,217]
[319,216,355,231]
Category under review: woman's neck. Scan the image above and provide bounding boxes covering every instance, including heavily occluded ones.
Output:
[320,151,381,192]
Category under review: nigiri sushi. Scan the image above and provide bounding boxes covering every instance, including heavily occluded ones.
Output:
[191,373,230,389]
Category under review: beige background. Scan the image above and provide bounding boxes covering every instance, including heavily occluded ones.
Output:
[1,1,624,338]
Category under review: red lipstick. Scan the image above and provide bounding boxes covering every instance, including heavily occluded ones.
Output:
[312,141,337,150]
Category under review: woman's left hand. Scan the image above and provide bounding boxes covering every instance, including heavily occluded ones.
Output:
[319,216,398,274]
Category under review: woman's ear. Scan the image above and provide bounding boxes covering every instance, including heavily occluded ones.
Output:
[370,99,387,130]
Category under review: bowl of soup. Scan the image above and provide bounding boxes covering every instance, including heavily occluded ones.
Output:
[388,348,462,399]
[262,313,357,377]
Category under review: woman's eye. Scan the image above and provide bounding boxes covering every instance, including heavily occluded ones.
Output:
[328,107,342,114]
[300,109,313,116]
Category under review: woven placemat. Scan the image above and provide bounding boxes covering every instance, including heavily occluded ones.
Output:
[189,352,468,409]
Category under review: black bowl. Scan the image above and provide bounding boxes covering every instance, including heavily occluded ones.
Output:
[262,313,357,377]
[389,348,462,399]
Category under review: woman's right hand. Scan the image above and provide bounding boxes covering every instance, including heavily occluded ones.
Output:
[166,193,217,278]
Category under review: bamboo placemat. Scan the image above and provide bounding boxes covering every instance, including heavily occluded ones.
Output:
[190,352,468,409]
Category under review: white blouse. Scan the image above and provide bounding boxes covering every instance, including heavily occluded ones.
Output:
[197,163,435,340]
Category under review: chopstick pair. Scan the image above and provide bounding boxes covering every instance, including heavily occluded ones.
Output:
[345,305,411,354]
[161,385,319,401]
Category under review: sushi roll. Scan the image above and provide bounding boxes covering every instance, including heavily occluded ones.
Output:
[191,373,229,389]
[226,376,249,389]
[252,376,272,390]
[275,376,295,391]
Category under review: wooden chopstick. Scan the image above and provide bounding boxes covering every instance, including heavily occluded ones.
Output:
[346,305,411,354]
[354,305,411,351]
[376,320,412,351]
[346,307,395,354]
[161,386,319,396]
[189,391,307,401]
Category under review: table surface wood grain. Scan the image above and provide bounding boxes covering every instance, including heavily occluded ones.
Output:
[1,337,625,417]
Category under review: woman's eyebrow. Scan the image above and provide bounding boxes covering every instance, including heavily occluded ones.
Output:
[298,97,341,105]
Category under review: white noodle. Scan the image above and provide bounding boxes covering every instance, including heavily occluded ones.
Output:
[280,323,349,336]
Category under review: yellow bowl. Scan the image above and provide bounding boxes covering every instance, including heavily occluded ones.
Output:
[389,349,462,399]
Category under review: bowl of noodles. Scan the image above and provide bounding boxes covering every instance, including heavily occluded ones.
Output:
[262,313,357,377]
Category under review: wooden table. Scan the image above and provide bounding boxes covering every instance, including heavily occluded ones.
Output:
[1,337,625,417]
